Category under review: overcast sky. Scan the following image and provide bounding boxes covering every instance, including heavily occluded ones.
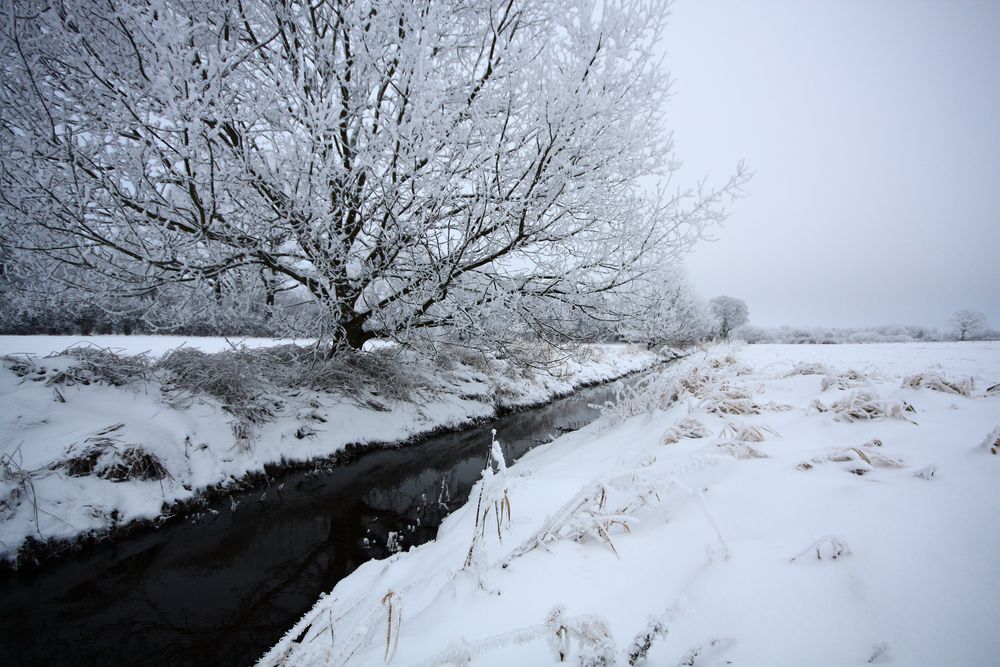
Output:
[659,0,1000,329]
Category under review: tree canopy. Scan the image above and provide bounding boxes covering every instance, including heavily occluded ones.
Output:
[1,0,747,349]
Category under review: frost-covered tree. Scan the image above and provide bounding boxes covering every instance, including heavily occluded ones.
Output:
[709,296,749,340]
[615,267,713,347]
[1,0,747,350]
[947,309,987,341]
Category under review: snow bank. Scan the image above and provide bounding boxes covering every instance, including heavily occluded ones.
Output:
[0,341,660,566]
[261,342,1000,666]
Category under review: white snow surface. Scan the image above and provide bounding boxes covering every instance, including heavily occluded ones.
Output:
[0,334,316,358]
[260,342,1000,667]
[0,339,659,563]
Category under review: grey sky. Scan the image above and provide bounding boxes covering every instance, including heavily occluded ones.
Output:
[660,0,1000,329]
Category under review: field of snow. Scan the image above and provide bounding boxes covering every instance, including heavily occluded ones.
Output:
[0,334,316,358]
[262,342,1000,667]
[0,339,660,566]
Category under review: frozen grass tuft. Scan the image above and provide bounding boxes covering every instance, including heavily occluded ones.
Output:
[785,362,831,376]
[707,354,739,369]
[503,458,663,565]
[463,430,512,577]
[810,391,917,423]
[702,396,759,416]
[715,441,767,460]
[260,344,438,404]
[826,447,903,469]
[99,447,170,482]
[3,345,150,387]
[57,426,170,482]
[718,422,779,443]
[820,368,868,391]
[0,449,43,531]
[546,606,617,667]
[790,535,852,562]
[675,637,736,666]
[625,617,668,665]
[902,371,973,396]
[696,382,758,415]
[601,374,681,423]
[157,348,277,414]
[980,426,1000,455]
[660,418,709,445]
[414,606,616,667]
[54,345,151,386]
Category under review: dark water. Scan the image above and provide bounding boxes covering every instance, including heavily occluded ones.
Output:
[0,378,634,667]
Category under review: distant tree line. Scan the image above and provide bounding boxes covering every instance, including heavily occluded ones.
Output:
[737,311,996,344]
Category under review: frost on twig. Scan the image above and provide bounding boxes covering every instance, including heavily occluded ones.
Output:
[790,535,852,562]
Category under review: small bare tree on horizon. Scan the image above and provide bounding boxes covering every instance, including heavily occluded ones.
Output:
[710,295,749,340]
[948,309,987,341]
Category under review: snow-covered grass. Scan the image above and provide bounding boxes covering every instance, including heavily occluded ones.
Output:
[0,334,316,358]
[261,342,1000,666]
[0,339,660,567]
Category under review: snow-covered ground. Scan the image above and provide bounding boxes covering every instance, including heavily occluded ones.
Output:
[0,339,660,566]
[0,334,315,358]
[262,342,1000,667]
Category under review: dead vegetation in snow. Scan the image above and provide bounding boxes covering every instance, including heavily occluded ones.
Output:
[809,391,917,423]
[902,371,973,397]
[980,427,1000,455]
[820,369,869,391]
[661,418,709,445]
[790,535,852,562]
[57,424,169,482]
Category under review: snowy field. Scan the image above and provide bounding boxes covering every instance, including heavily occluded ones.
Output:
[0,334,316,358]
[262,342,1000,667]
[0,339,659,565]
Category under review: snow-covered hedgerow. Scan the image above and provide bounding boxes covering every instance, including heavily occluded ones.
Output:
[260,342,1000,666]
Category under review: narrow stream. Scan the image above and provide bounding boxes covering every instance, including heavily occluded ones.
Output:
[0,376,639,667]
